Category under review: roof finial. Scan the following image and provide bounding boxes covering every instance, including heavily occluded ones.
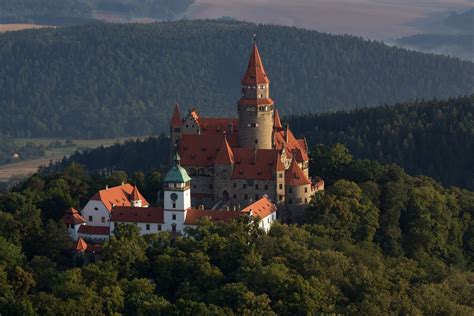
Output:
[253,33,257,43]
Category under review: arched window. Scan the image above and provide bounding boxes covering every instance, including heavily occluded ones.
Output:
[198,168,206,176]
[188,167,196,176]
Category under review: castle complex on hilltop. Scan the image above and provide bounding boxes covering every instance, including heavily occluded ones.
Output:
[62,41,323,257]
[171,41,324,222]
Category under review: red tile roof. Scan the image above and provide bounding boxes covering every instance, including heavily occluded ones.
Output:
[184,208,241,225]
[179,134,225,167]
[62,207,86,225]
[110,206,164,224]
[75,237,88,252]
[241,196,277,219]
[238,97,274,106]
[241,42,270,85]
[198,118,240,146]
[131,185,140,201]
[214,136,234,165]
[90,184,149,212]
[232,148,280,180]
[78,225,110,235]
[171,104,182,127]
[274,109,283,129]
[274,129,309,162]
[285,160,311,186]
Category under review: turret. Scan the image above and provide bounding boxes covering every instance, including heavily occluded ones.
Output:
[238,41,274,150]
[163,152,192,233]
[130,185,142,207]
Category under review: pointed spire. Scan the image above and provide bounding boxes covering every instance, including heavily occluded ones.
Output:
[241,41,270,85]
[173,152,181,166]
[214,136,234,164]
[171,104,182,127]
[131,185,140,201]
[274,109,282,129]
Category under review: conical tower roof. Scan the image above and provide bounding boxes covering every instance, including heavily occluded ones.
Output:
[131,185,140,201]
[241,42,270,85]
[274,109,283,129]
[171,104,182,127]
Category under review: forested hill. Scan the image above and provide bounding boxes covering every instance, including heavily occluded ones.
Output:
[287,95,474,190]
[1,20,473,138]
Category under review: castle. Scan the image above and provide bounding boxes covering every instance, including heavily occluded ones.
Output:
[63,153,278,255]
[171,41,324,222]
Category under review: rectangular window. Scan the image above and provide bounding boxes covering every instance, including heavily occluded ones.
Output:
[158,225,162,231]
[289,199,293,204]
[305,187,308,193]
[243,184,246,189]
[233,194,237,199]
[289,188,293,194]
[233,182,236,188]
[101,217,105,223]
[174,127,181,132]
[146,224,150,230]
[244,194,248,200]
[279,195,283,201]
[172,214,176,220]
[279,173,283,179]
[88,216,92,222]
[255,194,259,201]
[172,203,176,208]
[255,184,259,190]
[279,184,283,190]
[264,184,268,190]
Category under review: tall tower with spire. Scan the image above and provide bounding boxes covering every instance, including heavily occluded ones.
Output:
[238,41,274,150]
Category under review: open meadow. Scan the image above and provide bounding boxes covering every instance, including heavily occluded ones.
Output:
[0,137,147,183]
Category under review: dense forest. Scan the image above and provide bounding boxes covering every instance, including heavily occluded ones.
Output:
[0,20,473,138]
[0,0,194,24]
[287,95,474,190]
[0,143,473,314]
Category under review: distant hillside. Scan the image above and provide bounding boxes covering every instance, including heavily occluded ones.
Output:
[0,0,194,25]
[287,95,474,190]
[0,20,473,138]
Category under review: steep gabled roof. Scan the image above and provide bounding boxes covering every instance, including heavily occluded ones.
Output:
[241,42,270,85]
[110,206,164,224]
[274,129,309,162]
[184,208,241,225]
[285,160,311,186]
[62,207,85,225]
[241,196,277,219]
[214,136,234,165]
[90,184,149,212]
[171,104,182,127]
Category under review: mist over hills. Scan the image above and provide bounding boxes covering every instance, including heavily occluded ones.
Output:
[0,20,473,138]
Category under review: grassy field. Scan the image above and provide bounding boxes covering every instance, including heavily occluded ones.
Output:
[0,136,148,183]
[0,24,52,33]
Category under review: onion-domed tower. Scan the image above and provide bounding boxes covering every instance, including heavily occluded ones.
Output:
[238,41,274,149]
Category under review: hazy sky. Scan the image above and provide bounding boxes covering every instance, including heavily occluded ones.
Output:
[187,0,473,40]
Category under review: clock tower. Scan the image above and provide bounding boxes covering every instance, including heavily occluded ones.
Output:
[163,152,192,233]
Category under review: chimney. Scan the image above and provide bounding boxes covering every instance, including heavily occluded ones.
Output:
[285,124,289,143]
[121,181,125,186]
[199,205,205,210]
[105,185,109,190]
